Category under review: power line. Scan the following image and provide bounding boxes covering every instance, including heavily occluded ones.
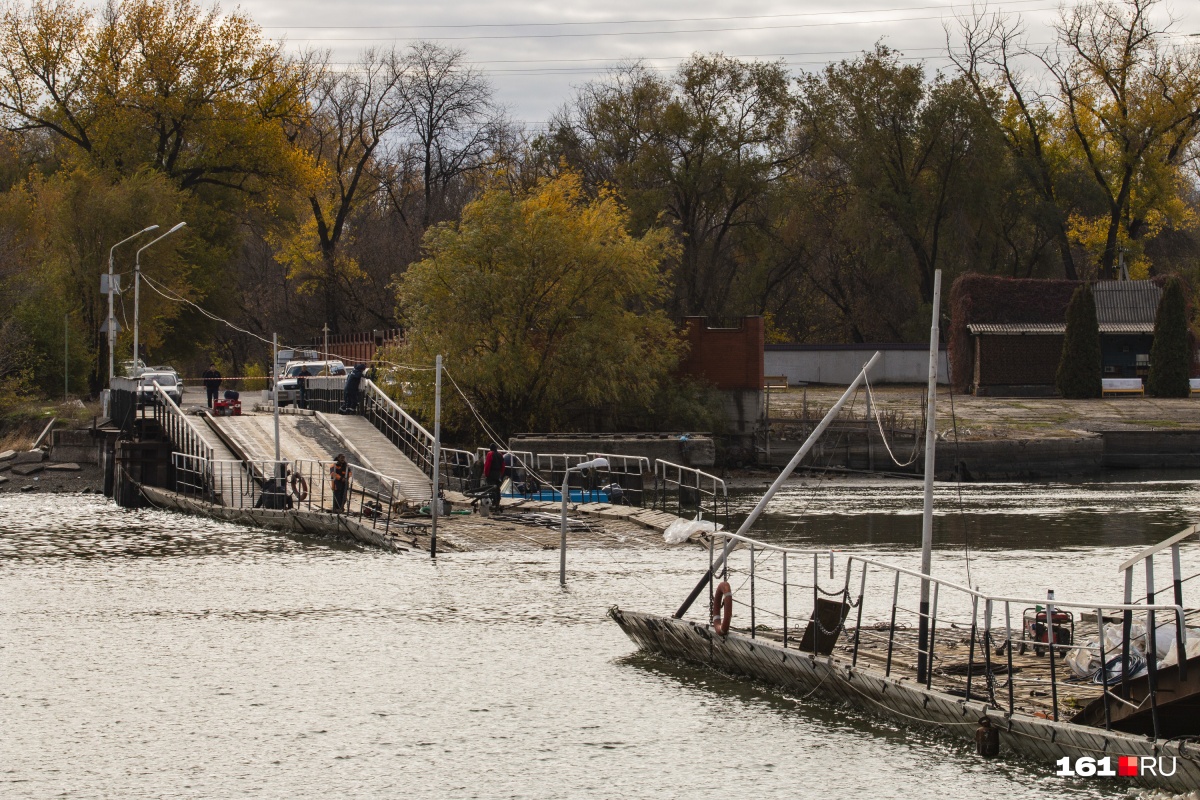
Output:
[281,7,1066,42]
[262,0,1060,31]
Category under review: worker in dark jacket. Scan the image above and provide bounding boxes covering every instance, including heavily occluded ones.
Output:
[483,445,505,510]
[330,454,351,513]
[297,365,312,410]
[202,364,221,408]
[340,364,366,414]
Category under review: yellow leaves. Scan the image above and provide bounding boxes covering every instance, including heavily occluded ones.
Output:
[396,170,682,433]
[268,216,363,295]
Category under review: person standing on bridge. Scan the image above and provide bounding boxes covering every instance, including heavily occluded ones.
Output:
[483,445,505,511]
[297,365,312,410]
[340,363,366,414]
[202,363,221,408]
[330,453,351,513]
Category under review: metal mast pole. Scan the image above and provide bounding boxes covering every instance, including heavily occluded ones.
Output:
[107,250,115,382]
[916,269,942,685]
[431,355,442,558]
[133,249,141,369]
[64,314,68,400]
[674,351,881,619]
[273,333,281,471]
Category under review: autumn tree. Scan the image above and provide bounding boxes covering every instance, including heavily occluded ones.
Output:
[395,171,682,436]
[398,41,499,229]
[954,0,1200,279]
[552,55,799,318]
[0,0,309,198]
[283,48,408,332]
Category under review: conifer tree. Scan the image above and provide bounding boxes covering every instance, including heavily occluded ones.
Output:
[1056,284,1102,398]
[1147,278,1192,397]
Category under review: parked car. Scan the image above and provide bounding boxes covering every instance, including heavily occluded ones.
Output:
[135,370,183,407]
[119,359,147,378]
[276,360,346,406]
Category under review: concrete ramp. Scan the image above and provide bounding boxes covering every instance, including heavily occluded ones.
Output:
[317,412,431,502]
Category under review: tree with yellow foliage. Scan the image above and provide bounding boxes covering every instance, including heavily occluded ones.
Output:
[396,172,683,436]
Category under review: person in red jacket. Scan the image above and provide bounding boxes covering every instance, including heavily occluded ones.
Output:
[483,445,505,510]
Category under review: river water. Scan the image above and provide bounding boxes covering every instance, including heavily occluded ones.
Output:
[3,475,1198,799]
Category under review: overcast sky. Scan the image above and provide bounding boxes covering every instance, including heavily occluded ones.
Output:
[133,0,1200,126]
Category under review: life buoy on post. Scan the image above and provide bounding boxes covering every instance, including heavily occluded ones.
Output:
[711,580,733,635]
[290,472,309,502]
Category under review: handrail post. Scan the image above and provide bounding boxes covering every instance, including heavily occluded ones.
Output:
[1047,590,1059,722]
[1173,544,1187,682]
[982,599,994,707]
[782,551,789,649]
[1121,567,1133,699]
[965,594,978,702]
[852,563,868,667]
[749,544,756,639]
[1145,559,1161,740]
[1005,601,1015,714]
[885,572,900,676]
[1097,606,1112,730]
[925,583,939,689]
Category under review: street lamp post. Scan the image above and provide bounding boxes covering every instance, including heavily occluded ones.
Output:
[133,222,187,370]
[107,225,159,381]
[560,457,608,586]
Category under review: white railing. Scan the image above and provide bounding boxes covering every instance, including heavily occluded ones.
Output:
[151,381,213,463]
[692,528,1193,739]
[654,459,728,521]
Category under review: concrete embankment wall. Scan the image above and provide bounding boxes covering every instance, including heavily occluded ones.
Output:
[765,427,1200,479]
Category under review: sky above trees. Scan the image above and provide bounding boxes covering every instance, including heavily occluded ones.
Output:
[221,0,1200,124]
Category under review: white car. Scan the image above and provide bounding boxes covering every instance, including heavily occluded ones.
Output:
[276,360,346,406]
[136,371,183,407]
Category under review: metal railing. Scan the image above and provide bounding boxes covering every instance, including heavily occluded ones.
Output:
[586,452,649,507]
[150,381,213,463]
[531,453,609,503]
[692,531,1191,740]
[653,460,728,523]
[360,379,438,478]
[170,452,425,540]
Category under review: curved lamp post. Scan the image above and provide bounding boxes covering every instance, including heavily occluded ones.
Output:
[560,457,608,586]
[107,225,159,380]
[132,222,187,369]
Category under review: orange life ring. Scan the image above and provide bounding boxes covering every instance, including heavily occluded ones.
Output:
[711,580,733,635]
[290,472,309,502]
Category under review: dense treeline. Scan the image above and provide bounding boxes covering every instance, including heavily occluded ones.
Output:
[0,0,1197,414]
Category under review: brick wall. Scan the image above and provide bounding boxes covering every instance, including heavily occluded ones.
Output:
[976,334,1062,387]
[308,328,402,366]
[680,316,765,391]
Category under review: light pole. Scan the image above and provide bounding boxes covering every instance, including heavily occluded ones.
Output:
[560,457,608,586]
[133,222,187,370]
[107,225,159,381]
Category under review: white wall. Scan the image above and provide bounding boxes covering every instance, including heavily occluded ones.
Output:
[765,347,949,385]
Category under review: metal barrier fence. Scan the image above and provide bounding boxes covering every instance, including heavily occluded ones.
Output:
[586,452,649,507]
[653,460,728,523]
[699,531,1192,739]
[170,453,424,539]
[532,453,609,503]
[149,381,213,463]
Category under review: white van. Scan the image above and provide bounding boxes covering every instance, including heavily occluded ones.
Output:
[276,360,346,406]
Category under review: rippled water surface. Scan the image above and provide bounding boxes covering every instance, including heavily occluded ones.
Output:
[4,476,1198,799]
